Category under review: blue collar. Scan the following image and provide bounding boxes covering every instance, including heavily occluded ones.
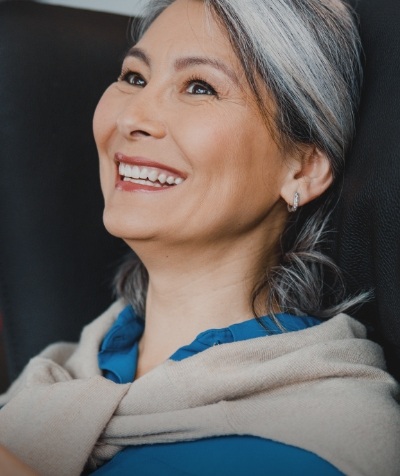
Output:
[98,305,321,384]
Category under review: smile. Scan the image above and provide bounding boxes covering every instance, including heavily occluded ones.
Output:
[118,163,184,188]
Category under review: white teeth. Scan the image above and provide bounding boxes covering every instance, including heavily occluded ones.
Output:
[148,170,159,182]
[139,168,148,179]
[124,177,163,187]
[132,165,140,179]
[125,165,133,177]
[118,163,185,186]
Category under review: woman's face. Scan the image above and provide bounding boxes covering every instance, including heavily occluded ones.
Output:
[94,0,292,249]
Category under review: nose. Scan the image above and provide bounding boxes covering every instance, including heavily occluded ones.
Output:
[116,88,167,141]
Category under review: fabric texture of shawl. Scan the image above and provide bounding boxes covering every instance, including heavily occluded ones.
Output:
[0,300,399,476]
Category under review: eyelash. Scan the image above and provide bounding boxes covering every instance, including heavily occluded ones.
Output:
[118,69,219,98]
[118,69,145,86]
[184,75,218,97]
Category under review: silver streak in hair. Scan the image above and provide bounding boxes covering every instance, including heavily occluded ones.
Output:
[116,0,367,323]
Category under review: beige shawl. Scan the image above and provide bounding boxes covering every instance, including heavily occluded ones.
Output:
[0,301,399,476]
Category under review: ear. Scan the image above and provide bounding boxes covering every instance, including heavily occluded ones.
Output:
[280,146,333,209]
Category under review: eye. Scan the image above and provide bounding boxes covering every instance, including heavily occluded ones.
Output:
[118,70,146,87]
[185,78,217,96]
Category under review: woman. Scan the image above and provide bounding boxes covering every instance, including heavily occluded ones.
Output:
[0,0,399,475]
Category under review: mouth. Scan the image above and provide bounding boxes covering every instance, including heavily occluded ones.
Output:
[115,153,186,191]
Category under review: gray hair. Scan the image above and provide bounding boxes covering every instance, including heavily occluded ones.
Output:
[115,0,366,323]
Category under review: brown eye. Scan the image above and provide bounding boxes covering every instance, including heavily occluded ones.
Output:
[186,79,217,96]
[119,71,146,87]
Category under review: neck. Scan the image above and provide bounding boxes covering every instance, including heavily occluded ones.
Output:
[129,232,280,378]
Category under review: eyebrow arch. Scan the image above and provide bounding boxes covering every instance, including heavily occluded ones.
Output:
[174,57,239,86]
[125,47,239,86]
[125,47,151,67]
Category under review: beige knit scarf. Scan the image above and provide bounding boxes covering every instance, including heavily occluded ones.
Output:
[0,301,399,476]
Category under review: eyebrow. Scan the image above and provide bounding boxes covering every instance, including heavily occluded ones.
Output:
[126,47,239,86]
[126,47,151,67]
[174,57,239,85]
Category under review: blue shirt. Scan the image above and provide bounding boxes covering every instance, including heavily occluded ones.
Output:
[94,306,342,475]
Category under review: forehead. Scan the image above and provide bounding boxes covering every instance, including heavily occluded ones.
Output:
[137,0,236,64]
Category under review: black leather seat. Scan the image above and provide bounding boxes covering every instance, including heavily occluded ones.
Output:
[0,0,399,383]
[333,0,400,380]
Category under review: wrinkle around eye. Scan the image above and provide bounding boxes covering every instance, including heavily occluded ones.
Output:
[113,81,142,95]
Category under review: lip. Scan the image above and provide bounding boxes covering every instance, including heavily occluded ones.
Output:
[114,152,186,192]
[115,153,186,178]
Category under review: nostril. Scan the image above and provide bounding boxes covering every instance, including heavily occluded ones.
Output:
[130,130,151,138]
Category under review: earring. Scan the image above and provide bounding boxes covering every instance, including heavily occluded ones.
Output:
[287,192,300,213]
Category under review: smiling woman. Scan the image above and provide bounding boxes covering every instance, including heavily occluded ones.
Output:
[0,0,399,475]
[100,0,360,323]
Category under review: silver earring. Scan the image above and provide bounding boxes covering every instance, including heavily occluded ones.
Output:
[287,192,300,213]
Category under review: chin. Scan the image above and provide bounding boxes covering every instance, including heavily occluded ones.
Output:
[102,206,157,243]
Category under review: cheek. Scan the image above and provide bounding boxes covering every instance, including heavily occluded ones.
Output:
[177,111,273,189]
[92,87,117,149]
[174,113,280,222]
[92,91,119,202]
[174,111,239,169]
